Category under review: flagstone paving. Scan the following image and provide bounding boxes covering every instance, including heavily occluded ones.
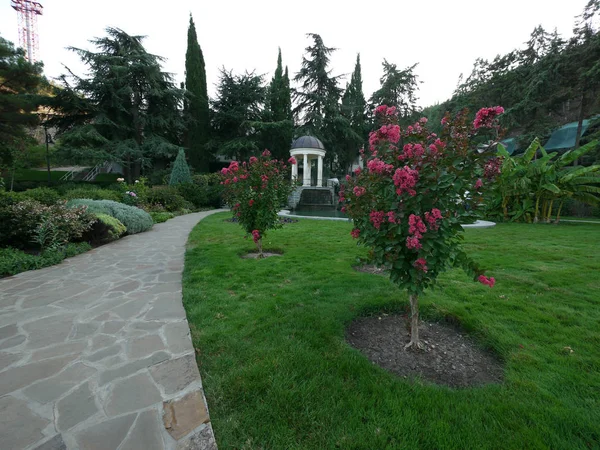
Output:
[0,210,227,450]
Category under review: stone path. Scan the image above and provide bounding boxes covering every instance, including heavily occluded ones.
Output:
[0,210,226,450]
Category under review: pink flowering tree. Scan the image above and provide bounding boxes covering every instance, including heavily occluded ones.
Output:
[343,105,501,349]
[221,150,294,258]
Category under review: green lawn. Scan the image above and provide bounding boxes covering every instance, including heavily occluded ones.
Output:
[5,169,71,182]
[183,214,600,449]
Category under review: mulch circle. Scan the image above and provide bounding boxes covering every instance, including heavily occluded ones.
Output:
[346,314,504,388]
[353,264,389,276]
[240,252,282,259]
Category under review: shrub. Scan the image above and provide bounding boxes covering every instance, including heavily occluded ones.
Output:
[82,213,126,244]
[221,150,293,256]
[176,183,207,209]
[20,187,61,205]
[0,199,94,249]
[143,186,187,212]
[0,243,91,277]
[193,173,224,207]
[62,187,121,202]
[150,211,175,223]
[67,199,153,235]
[343,105,497,349]
[169,148,193,185]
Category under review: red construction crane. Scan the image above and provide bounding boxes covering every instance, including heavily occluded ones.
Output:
[11,0,43,63]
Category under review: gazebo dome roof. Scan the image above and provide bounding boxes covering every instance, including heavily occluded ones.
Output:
[291,135,325,150]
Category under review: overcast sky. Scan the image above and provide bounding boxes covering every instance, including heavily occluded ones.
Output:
[0,0,589,107]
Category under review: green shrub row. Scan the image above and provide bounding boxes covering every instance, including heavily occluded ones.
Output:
[0,243,91,277]
[67,199,154,235]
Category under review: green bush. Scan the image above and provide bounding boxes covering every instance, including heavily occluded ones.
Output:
[0,243,91,277]
[146,169,170,186]
[150,211,175,223]
[176,183,207,209]
[82,213,126,244]
[192,173,224,208]
[169,148,193,185]
[143,186,187,212]
[62,187,121,202]
[0,199,94,249]
[67,199,153,235]
[20,187,61,205]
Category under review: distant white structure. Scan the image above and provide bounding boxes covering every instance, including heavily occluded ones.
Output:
[289,135,326,187]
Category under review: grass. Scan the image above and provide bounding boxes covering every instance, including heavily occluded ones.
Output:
[183,214,600,449]
[4,169,71,182]
[561,216,600,223]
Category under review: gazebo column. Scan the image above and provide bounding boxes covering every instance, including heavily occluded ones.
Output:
[291,158,298,181]
[303,153,310,186]
[317,155,324,187]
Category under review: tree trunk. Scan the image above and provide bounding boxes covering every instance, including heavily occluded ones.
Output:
[256,238,264,259]
[533,195,541,223]
[574,92,586,165]
[554,200,565,224]
[404,294,423,350]
[546,199,554,223]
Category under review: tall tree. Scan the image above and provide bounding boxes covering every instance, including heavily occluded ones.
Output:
[294,34,360,174]
[210,69,266,161]
[0,37,45,171]
[341,54,368,165]
[370,60,420,122]
[259,48,293,160]
[49,28,185,182]
[185,15,211,172]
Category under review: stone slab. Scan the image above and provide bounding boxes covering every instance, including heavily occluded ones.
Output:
[33,434,67,450]
[119,409,164,450]
[99,351,170,386]
[164,321,193,354]
[163,390,210,440]
[75,413,136,450]
[0,354,78,396]
[0,395,49,449]
[0,351,21,370]
[0,323,18,340]
[150,354,201,395]
[127,334,165,359]
[56,382,99,431]
[176,424,218,450]
[105,372,162,416]
[24,362,96,404]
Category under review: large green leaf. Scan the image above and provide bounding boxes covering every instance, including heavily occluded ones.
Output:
[522,137,541,163]
[558,140,599,167]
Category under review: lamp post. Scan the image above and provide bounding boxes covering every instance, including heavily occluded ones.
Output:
[43,122,53,183]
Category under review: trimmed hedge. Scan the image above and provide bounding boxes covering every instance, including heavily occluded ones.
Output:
[62,187,121,202]
[67,199,153,235]
[82,213,127,244]
[0,243,91,277]
[150,211,175,223]
[19,187,61,205]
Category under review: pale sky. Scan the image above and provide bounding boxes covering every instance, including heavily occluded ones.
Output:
[0,0,589,108]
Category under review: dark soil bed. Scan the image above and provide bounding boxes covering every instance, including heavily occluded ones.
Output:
[346,314,504,388]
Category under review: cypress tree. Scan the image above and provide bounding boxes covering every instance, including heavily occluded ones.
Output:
[169,148,193,185]
[185,15,211,172]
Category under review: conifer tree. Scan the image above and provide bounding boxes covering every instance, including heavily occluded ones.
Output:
[185,15,211,172]
[169,148,193,185]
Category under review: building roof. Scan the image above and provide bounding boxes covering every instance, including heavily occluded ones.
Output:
[291,135,325,150]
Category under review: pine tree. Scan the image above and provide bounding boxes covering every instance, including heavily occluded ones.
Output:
[341,54,368,167]
[169,148,193,185]
[370,60,420,122]
[185,15,211,172]
[48,28,184,182]
[260,49,293,160]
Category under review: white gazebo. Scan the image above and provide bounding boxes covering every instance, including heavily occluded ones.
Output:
[289,135,326,187]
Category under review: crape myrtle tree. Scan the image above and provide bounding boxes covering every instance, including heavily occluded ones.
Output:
[0,37,46,174]
[343,105,500,349]
[220,150,294,258]
[294,34,362,175]
[184,15,211,172]
[48,28,185,182]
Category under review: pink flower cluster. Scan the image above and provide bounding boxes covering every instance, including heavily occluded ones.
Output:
[262,149,271,157]
[387,211,399,224]
[474,179,483,190]
[406,214,427,250]
[221,161,240,176]
[473,106,504,130]
[288,156,297,165]
[413,258,428,273]
[484,157,502,179]
[351,228,360,239]
[424,208,442,231]
[353,186,366,197]
[378,124,401,144]
[249,156,258,165]
[251,229,261,243]
[367,158,394,174]
[478,275,495,288]
[375,105,397,116]
[393,166,419,196]
[369,210,385,230]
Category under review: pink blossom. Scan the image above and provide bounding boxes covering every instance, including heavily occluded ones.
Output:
[341,206,347,213]
[229,161,240,172]
[473,106,504,129]
[288,156,297,165]
[425,208,442,231]
[249,156,258,165]
[262,149,271,157]
[248,199,254,206]
[221,168,230,175]
[233,177,238,183]
[393,166,419,196]
[406,235,422,250]
[375,105,388,115]
[346,175,351,181]
[353,186,366,197]
[354,167,362,175]
[387,211,398,224]
[419,117,428,124]
[414,258,428,272]
[409,214,427,236]
[367,158,394,174]
[478,275,495,288]
[441,116,449,125]
[261,175,269,183]
[474,179,483,190]
[369,211,385,230]
[251,229,261,243]
[351,228,360,239]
